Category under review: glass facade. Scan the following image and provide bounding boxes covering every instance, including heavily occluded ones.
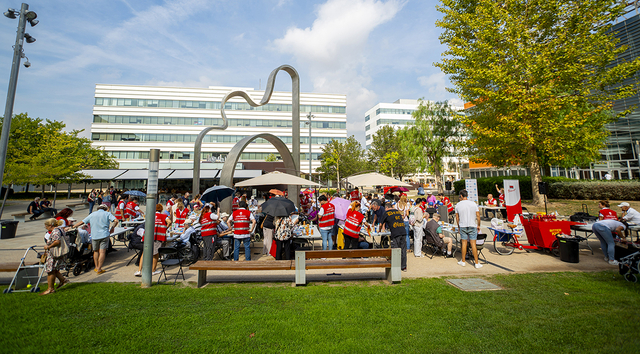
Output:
[586,14,640,179]
[375,118,413,126]
[92,133,345,145]
[92,115,346,129]
[95,97,346,114]
[106,150,321,161]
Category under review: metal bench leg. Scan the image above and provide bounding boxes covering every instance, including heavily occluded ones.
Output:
[197,270,207,288]
[295,251,306,286]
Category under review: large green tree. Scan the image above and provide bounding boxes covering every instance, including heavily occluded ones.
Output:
[367,125,416,179]
[399,100,465,193]
[436,0,640,205]
[1,113,117,188]
[317,136,367,190]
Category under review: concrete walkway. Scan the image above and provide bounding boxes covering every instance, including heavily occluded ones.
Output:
[0,199,615,286]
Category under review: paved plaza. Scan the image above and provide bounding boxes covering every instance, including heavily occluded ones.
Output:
[0,199,615,286]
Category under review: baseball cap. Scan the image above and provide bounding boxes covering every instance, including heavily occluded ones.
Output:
[618,202,630,208]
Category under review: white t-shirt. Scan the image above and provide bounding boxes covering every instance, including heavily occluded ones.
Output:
[623,207,640,224]
[595,219,626,231]
[455,199,479,228]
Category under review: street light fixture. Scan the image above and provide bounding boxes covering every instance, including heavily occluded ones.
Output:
[305,112,314,180]
[0,3,38,219]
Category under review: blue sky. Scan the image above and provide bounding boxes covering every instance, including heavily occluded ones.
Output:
[0,0,461,144]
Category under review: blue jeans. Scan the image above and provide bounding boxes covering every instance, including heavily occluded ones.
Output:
[404,221,411,249]
[592,223,616,261]
[234,238,251,261]
[320,228,333,250]
[459,227,478,240]
[89,201,95,214]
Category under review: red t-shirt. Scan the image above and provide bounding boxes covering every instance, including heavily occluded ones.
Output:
[599,208,618,220]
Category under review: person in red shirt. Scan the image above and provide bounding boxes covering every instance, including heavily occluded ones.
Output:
[199,204,220,260]
[299,193,311,214]
[135,204,170,277]
[115,195,128,221]
[232,191,241,212]
[342,201,369,249]
[486,194,498,206]
[173,202,189,227]
[598,200,618,220]
[495,184,505,207]
[125,197,143,220]
[229,201,256,261]
[317,195,335,250]
[350,187,361,203]
[438,193,455,215]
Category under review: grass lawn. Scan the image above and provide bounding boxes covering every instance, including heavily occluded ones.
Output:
[1,271,639,353]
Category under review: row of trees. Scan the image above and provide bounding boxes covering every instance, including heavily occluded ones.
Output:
[316,99,463,192]
[1,113,117,193]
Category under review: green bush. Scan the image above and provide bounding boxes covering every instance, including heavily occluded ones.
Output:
[455,177,640,200]
[549,182,640,200]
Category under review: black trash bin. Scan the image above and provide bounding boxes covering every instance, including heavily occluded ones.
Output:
[557,236,579,263]
[0,220,19,239]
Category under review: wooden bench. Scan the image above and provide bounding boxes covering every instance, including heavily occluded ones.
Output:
[189,248,401,287]
[66,202,90,212]
[295,248,401,286]
[11,210,54,222]
[0,263,21,272]
[190,260,294,288]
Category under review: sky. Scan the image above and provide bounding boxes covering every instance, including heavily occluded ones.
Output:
[0,0,462,144]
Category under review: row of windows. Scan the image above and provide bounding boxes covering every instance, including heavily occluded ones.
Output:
[375,108,416,116]
[366,134,371,141]
[92,133,345,145]
[106,150,322,161]
[365,124,370,131]
[376,119,413,125]
[95,98,346,114]
[365,115,370,122]
[92,115,346,130]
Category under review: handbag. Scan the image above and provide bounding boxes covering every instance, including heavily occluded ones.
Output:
[50,228,70,258]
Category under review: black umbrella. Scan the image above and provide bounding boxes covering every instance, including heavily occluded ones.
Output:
[201,185,234,204]
[261,197,296,217]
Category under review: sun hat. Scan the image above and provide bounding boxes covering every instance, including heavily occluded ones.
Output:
[220,212,230,218]
[618,202,630,208]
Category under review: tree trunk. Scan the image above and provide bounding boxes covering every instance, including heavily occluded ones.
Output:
[336,160,340,193]
[528,146,544,206]
[41,184,45,198]
[435,164,444,194]
[67,184,71,200]
[53,184,58,208]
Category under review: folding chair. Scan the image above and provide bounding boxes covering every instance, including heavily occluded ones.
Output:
[423,229,446,259]
[467,233,488,264]
[157,247,185,284]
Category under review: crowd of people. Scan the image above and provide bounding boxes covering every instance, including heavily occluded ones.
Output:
[34,183,637,295]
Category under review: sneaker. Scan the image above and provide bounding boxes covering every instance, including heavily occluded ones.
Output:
[152,269,162,276]
[134,271,141,277]
[415,254,424,258]
[608,260,619,266]
[475,263,483,269]
[401,268,407,272]
[457,261,466,267]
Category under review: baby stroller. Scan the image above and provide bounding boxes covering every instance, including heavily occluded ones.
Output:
[63,229,94,276]
[619,251,640,283]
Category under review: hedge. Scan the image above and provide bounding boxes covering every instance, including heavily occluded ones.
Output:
[454,177,640,201]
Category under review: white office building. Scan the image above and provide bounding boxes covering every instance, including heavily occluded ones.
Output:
[90,84,348,172]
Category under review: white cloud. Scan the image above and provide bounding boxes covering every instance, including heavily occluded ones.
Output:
[418,72,446,94]
[272,0,405,139]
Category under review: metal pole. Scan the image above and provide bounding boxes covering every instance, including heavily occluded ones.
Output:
[636,140,640,179]
[307,112,313,180]
[0,3,29,219]
[141,149,160,288]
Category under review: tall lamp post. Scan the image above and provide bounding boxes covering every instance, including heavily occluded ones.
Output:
[0,3,38,218]
[305,112,314,180]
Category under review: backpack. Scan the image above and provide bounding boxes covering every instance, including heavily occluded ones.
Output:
[274,217,292,241]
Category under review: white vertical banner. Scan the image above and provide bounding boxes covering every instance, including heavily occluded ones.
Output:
[465,179,478,203]
[503,179,523,222]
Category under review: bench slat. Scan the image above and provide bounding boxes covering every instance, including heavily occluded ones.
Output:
[305,259,390,270]
[304,249,391,259]
[190,260,293,271]
[0,262,22,272]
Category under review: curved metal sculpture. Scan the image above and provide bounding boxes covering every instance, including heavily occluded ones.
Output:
[192,64,300,198]
[218,133,297,213]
